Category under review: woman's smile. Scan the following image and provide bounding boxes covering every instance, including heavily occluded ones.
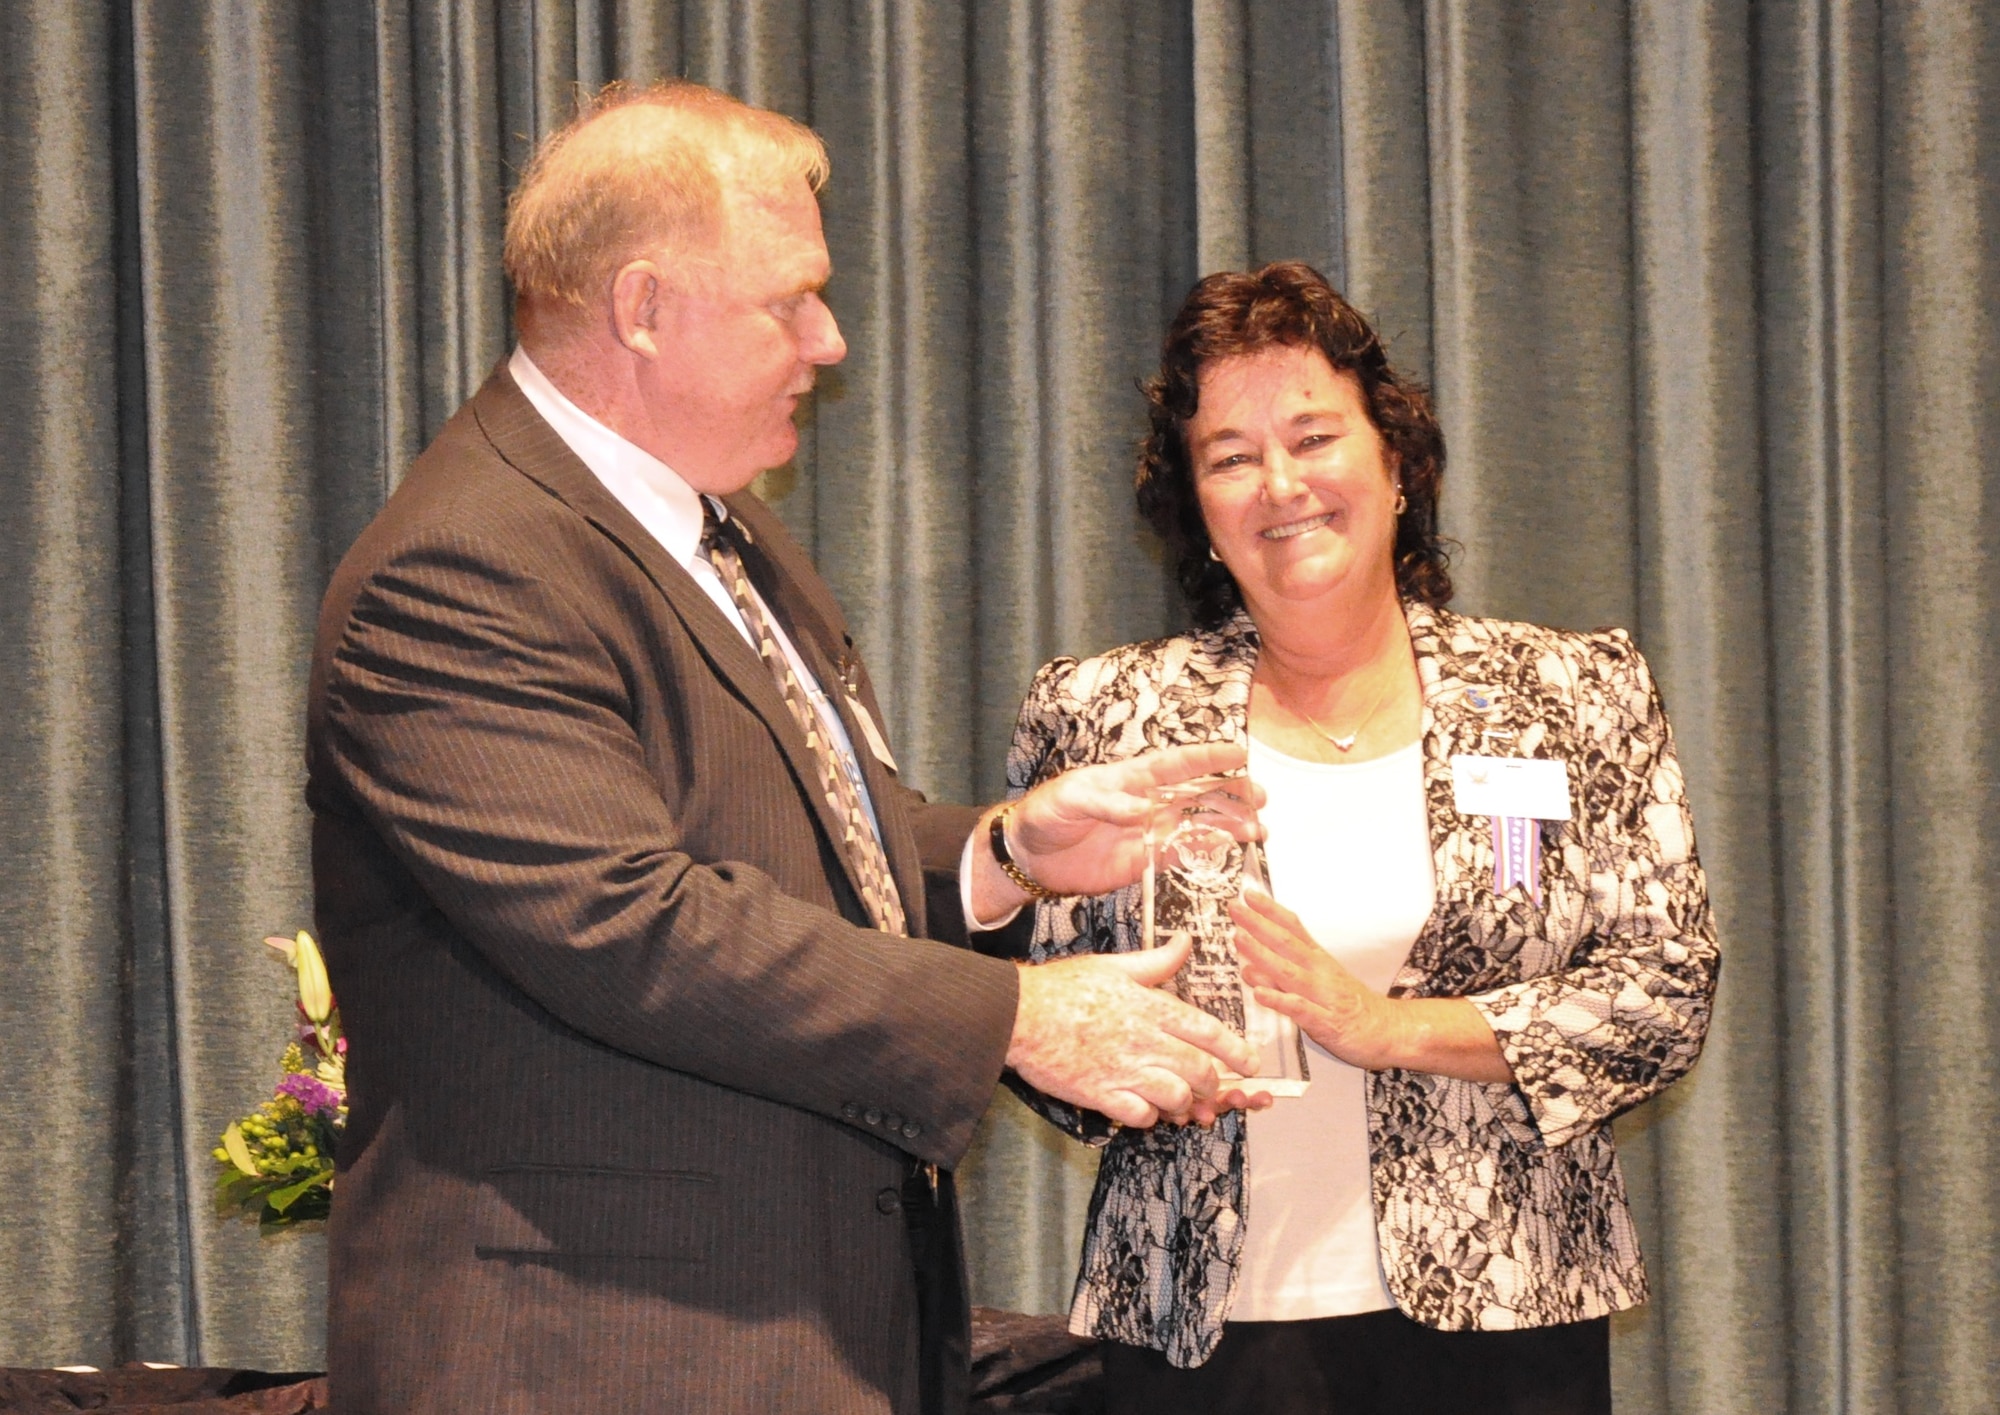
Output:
[1261,511,1337,541]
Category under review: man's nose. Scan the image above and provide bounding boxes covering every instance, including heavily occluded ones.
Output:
[800,293,846,366]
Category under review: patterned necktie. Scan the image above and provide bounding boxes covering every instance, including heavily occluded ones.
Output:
[699,505,907,936]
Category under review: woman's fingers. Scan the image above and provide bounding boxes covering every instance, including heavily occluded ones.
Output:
[1231,901,1325,993]
[1250,983,1315,1023]
[1233,885,1310,937]
[1233,928,1293,992]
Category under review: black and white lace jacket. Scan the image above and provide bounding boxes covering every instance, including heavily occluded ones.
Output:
[1005,602,1718,1367]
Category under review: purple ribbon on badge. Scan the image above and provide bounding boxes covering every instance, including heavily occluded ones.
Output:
[1492,815,1541,906]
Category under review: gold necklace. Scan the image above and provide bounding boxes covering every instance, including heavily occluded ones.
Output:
[1291,673,1395,753]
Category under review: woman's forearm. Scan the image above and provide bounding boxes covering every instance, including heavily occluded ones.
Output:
[1367,995,1514,1084]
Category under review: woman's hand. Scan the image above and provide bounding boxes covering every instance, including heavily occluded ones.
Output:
[1231,887,1396,1066]
[1231,887,1517,1084]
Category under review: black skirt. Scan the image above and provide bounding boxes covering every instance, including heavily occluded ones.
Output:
[1101,1307,1612,1415]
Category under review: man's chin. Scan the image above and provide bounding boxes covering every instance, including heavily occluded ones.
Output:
[756,426,802,474]
[682,429,800,496]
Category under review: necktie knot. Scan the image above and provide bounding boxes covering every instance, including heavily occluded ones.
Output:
[697,498,731,562]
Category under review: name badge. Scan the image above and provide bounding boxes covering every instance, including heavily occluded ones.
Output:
[846,693,900,774]
[1450,755,1571,821]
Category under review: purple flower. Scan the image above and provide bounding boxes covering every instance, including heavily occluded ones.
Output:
[277,1072,343,1118]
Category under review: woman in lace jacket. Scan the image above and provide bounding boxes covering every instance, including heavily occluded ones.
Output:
[988,263,1718,1415]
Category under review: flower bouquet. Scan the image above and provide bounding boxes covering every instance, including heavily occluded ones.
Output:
[212,931,346,1230]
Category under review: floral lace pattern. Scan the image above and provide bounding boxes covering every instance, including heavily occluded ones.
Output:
[1005,603,1718,1366]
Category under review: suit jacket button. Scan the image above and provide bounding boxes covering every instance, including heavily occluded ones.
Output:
[883,1113,903,1133]
[864,1107,882,1126]
[875,1187,902,1214]
[901,1121,923,1140]
[842,1102,861,1120]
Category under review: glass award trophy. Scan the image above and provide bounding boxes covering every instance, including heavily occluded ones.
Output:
[1141,776,1310,1097]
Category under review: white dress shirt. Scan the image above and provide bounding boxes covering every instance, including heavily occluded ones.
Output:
[508,346,881,837]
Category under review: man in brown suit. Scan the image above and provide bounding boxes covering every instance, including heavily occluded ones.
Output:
[307,82,1255,1413]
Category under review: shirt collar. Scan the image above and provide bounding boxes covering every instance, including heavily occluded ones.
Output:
[508,345,725,568]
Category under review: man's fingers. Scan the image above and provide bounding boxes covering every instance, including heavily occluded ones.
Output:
[1126,1064,1198,1121]
[1103,935,1193,989]
[1120,739,1250,788]
[1097,1090,1162,1128]
[1152,995,1258,1077]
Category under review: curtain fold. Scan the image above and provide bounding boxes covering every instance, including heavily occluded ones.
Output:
[0,0,136,1369]
[1759,5,1900,1410]
[2,2,1994,1408]
[1878,4,2000,1407]
[1621,3,1786,1411]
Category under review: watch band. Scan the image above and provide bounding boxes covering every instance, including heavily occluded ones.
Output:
[989,806,1057,901]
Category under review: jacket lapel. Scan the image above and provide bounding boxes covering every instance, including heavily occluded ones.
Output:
[1400,601,1520,988]
[467,366,878,916]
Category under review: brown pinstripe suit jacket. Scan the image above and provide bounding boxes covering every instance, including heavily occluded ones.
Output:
[306,365,1021,1413]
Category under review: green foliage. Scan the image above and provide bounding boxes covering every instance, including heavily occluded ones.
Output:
[213,1089,342,1230]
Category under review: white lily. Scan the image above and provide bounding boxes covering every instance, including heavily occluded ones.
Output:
[294,930,333,1025]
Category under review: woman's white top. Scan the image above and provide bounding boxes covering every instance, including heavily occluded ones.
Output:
[1230,736,1435,1322]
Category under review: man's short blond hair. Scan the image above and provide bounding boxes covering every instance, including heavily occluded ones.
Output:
[503,81,829,325]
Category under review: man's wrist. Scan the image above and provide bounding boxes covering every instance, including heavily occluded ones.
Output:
[989,805,1058,901]
[961,809,1028,930]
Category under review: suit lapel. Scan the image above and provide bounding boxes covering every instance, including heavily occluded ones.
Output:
[467,366,878,917]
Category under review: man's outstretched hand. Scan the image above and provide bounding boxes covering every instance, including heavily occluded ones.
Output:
[1005,935,1266,1128]
[968,740,1260,922]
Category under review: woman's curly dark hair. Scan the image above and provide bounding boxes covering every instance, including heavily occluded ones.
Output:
[1135,261,1451,629]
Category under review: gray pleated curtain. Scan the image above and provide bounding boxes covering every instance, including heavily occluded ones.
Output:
[2,3,1994,1411]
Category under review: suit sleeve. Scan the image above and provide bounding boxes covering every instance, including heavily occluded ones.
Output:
[1466,634,1720,1148]
[319,528,1018,1169]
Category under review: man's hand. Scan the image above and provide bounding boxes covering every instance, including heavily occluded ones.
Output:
[969,741,1260,922]
[1006,936,1265,1128]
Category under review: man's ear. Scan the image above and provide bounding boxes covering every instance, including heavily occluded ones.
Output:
[610,259,668,359]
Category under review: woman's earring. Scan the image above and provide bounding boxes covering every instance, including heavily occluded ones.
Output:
[1393,488,1408,516]
[1207,545,1222,562]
